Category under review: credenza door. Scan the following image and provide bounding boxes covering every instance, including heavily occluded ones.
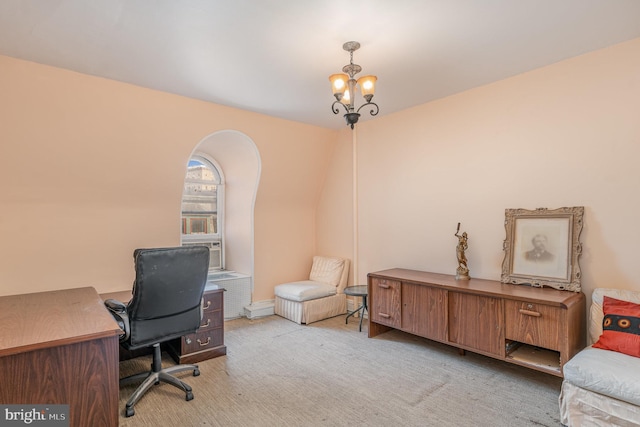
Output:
[401,283,447,342]
[448,291,504,357]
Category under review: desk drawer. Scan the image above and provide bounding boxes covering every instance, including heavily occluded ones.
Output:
[202,291,223,312]
[182,329,224,354]
[198,309,223,330]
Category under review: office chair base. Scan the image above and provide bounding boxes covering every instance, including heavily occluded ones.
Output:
[121,344,199,417]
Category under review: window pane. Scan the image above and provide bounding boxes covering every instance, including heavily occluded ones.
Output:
[182,155,223,270]
[182,158,219,235]
[190,218,207,233]
[186,159,219,182]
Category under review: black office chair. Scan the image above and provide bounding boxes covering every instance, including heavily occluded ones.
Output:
[105,246,210,417]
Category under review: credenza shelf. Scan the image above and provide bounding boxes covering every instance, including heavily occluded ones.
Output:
[368,269,585,377]
[506,343,562,375]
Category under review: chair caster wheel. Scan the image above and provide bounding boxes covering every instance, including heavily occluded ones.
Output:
[125,407,135,417]
[193,368,200,377]
[186,391,194,401]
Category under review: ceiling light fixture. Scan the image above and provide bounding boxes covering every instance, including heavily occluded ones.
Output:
[329,41,379,129]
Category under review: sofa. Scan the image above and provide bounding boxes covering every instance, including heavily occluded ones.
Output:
[559,288,640,426]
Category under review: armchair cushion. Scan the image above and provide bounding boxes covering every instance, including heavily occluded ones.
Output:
[274,281,337,302]
[309,256,345,287]
[563,346,640,407]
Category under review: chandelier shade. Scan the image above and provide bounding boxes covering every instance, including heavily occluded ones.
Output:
[356,75,376,101]
[329,73,348,100]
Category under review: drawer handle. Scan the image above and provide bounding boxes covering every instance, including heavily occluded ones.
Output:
[197,337,211,347]
[202,300,211,310]
[378,284,390,289]
[200,318,211,328]
[519,309,541,317]
[378,313,391,319]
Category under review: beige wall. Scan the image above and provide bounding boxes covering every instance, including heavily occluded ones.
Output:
[318,37,640,303]
[3,36,639,306]
[315,129,354,280]
[0,54,337,300]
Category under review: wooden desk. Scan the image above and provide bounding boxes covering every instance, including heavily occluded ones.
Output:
[0,287,121,427]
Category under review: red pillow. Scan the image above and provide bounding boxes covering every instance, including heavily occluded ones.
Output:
[593,296,640,357]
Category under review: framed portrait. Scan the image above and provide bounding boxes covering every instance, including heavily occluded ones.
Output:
[501,207,584,292]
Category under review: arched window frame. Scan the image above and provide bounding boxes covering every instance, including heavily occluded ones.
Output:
[181,153,225,271]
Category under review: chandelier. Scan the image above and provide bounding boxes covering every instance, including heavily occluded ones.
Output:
[329,41,379,129]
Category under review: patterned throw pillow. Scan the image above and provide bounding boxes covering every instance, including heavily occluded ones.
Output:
[592,296,640,358]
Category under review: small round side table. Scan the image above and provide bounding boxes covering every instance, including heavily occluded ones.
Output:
[344,285,368,332]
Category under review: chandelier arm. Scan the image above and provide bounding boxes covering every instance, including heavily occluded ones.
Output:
[356,101,379,117]
[332,100,349,115]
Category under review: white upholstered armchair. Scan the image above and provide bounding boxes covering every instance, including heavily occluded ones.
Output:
[560,288,640,426]
[274,256,350,325]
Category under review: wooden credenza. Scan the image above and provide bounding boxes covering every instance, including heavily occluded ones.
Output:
[368,269,585,377]
[167,287,226,364]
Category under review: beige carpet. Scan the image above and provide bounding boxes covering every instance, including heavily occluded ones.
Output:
[118,315,563,426]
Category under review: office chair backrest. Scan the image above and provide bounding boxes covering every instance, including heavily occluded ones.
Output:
[126,246,210,348]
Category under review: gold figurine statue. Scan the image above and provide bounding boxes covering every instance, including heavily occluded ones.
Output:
[455,223,470,280]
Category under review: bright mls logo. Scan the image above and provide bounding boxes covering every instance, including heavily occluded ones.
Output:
[0,405,69,427]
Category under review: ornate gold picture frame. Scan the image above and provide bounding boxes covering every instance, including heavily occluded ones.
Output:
[501,206,584,292]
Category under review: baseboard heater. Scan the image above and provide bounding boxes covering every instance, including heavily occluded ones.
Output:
[206,271,251,320]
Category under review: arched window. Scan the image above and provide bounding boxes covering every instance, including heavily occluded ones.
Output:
[181,154,224,270]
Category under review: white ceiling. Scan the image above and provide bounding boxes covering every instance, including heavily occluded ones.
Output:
[1,1,639,129]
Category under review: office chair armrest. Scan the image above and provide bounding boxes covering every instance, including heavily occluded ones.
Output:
[104,299,130,341]
[104,298,126,312]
